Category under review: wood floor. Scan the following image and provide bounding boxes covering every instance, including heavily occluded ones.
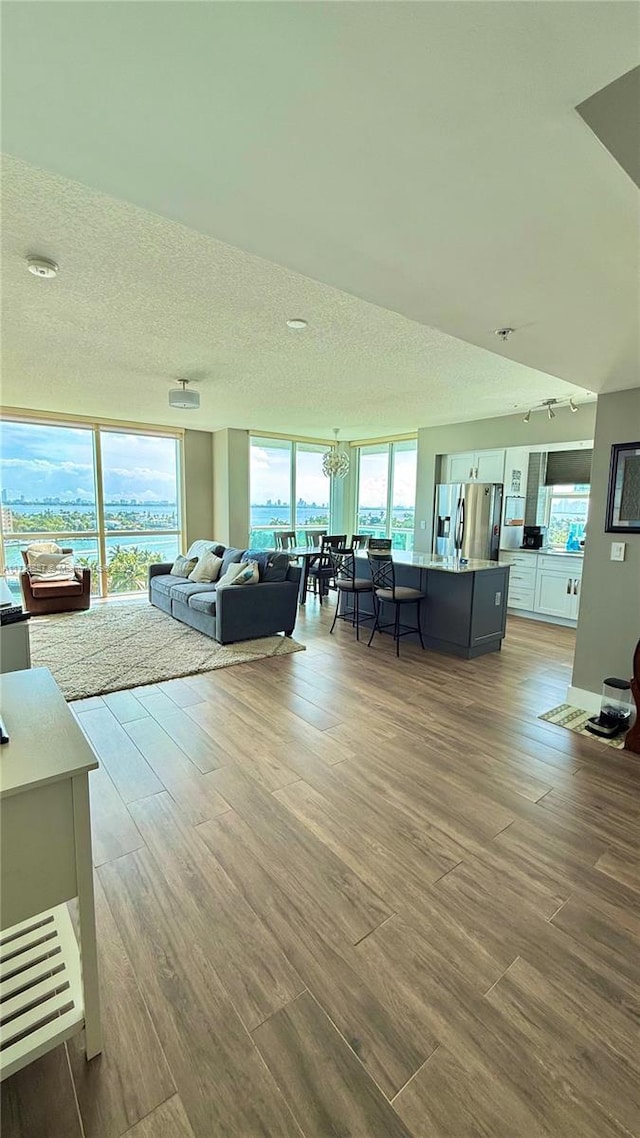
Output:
[3,608,640,1138]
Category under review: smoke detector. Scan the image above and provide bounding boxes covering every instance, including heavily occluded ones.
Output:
[494,327,514,342]
[27,256,58,279]
[169,379,200,410]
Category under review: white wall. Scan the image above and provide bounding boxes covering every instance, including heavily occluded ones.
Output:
[212,428,250,548]
[571,388,640,698]
[183,429,214,547]
[414,405,597,552]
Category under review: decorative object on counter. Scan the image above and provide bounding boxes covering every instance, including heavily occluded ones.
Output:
[605,441,640,533]
[625,639,640,754]
[539,704,626,750]
[322,429,350,479]
[585,677,632,739]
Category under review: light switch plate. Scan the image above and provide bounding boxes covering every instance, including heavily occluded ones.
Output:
[610,542,626,562]
[420,520,427,530]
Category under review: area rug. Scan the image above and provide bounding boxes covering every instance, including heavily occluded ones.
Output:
[29,601,305,701]
[539,703,627,750]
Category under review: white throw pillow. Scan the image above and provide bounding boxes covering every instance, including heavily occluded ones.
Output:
[216,562,247,589]
[27,551,75,581]
[232,561,260,586]
[188,551,223,583]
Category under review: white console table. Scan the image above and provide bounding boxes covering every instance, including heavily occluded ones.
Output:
[0,578,31,674]
[0,667,102,1080]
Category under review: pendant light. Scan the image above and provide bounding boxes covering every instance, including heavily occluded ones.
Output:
[169,379,200,410]
[322,429,350,479]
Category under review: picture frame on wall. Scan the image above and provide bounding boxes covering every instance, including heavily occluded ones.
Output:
[605,441,640,534]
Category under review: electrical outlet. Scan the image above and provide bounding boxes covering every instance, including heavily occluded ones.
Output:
[495,591,502,606]
[610,542,626,562]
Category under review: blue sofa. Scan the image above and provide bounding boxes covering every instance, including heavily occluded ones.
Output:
[148,542,301,645]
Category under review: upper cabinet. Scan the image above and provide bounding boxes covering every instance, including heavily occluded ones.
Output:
[442,449,505,483]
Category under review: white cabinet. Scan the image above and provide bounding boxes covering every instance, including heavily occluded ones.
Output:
[446,452,476,482]
[475,450,505,482]
[443,449,505,483]
[534,570,575,619]
[502,552,582,623]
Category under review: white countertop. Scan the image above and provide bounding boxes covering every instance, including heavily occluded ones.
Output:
[356,551,508,573]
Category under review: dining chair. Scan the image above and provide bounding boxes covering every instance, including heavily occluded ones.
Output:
[307,534,347,603]
[350,534,369,549]
[329,549,374,640]
[367,551,425,657]
[274,530,297,551]
[305,529,327,549]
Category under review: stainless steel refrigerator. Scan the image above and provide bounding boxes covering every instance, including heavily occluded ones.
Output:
[433,482,503,561]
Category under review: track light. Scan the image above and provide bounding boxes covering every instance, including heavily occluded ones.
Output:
[547,404,555,420]
[523,409,531,423]
[569,398,578,413]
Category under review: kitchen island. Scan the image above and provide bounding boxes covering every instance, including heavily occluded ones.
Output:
[350,552,511,658]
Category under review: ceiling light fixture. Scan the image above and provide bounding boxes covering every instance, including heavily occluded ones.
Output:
[495,327,515,342]
[27,255,58,279]
[569,398,578,413]
[523,409,531,423]
[286,318,308,329]
[169,379,200,410]
[322,429,350,480]
[522,397,579,424]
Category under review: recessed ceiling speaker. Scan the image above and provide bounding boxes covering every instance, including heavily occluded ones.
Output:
[27,256,58,278]
[169,379,200,410]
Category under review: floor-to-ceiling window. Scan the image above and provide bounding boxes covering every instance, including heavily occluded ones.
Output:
[249,435,332,549]
[0,416,182,599]
[355,438,417,551]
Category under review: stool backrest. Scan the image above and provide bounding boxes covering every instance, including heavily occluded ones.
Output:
[321,534,347,552]
[367,551,395,595]
[330,549,356,583]
[367,537,392,553]
[350,534,369,549]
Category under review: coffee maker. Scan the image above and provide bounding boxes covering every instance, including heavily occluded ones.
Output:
[522,525,546,550]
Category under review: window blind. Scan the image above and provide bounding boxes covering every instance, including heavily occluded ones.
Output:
[544,449,592,486]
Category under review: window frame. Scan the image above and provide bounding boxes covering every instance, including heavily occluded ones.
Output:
[354,438,417,551]
[249,435,333,547]
[542,483,590,551]
[0,413,184,598]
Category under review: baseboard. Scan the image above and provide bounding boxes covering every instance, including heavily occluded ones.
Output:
[566,685,601,714]
[507,608,577,628]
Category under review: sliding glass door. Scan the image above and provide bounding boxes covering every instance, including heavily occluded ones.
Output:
[355,439,417,551]
[0,417,183,598]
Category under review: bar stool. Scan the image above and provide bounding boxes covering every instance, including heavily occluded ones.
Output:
[367,551,425,657]
[329,549,374,640]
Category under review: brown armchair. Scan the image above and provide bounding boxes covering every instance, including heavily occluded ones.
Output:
[20,547,91,615]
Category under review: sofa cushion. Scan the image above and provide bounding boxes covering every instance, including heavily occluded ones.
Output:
[220,547,244,575]
[263,552,291,583]
[150,573,183,597]
[188,591,217,616]
[186,539,226,561]
[31,578,83,598]
[169,580,217,603]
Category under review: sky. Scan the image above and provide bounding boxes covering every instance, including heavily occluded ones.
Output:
[0,422,179,502]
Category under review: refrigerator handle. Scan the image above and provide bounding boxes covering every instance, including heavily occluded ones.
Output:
[455,497,464,552]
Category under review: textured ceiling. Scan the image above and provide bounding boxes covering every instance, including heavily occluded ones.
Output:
[1,157,590,438]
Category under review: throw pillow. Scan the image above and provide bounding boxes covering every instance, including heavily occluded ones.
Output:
[186,539,226,561]
[171,554,198,578]
[241,550,270,580]
[188,551,223,583]
[216,561,247,589]
[27,550,76,581]
[232,561,260,586]
[262,552,290,583]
